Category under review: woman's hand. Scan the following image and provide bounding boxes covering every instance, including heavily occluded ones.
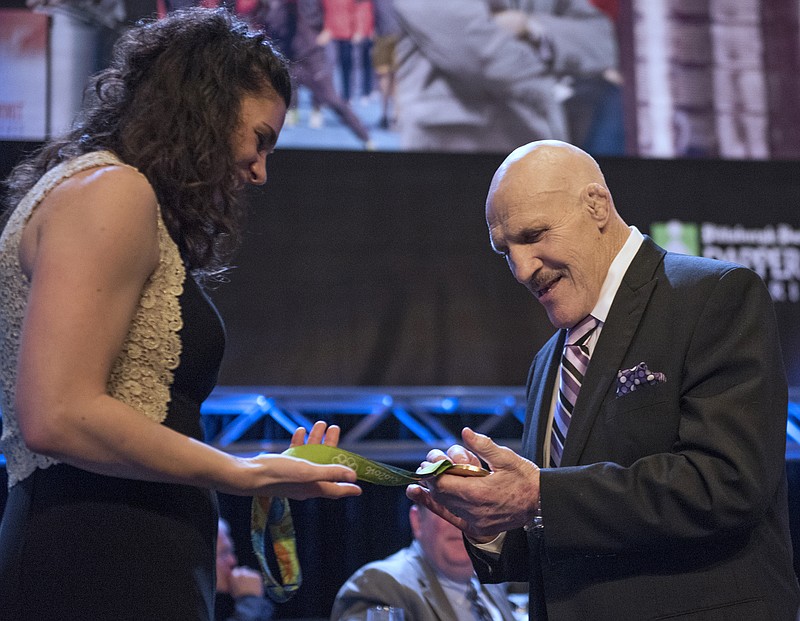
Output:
[289,420,342,448]
[223,421,362,500]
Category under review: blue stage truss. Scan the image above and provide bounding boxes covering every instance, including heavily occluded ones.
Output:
[3,386,800,466]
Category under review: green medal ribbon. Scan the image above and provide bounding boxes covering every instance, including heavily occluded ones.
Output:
[250,444,477,602]
[284,443,458,484]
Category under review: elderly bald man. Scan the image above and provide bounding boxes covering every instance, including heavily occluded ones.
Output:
[408,141,800,621]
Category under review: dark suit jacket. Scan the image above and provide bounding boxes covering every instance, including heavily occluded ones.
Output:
[215,592,274,621]
[469,237,800,620]
[331,541,517,621]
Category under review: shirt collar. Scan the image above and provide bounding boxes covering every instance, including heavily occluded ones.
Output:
[591,226,644,323]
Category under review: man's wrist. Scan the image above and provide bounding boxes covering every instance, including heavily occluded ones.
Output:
[523,494,543,532]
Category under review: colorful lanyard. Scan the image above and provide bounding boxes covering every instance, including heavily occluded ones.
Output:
[250,444,485,602]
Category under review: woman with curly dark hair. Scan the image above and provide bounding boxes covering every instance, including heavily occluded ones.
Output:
[0,8,359,620]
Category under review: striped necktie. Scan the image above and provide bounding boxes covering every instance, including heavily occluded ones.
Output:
[550,315,599,468]
[466,581,494,621]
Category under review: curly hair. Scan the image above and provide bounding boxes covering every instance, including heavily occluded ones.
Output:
[3,7,291,277]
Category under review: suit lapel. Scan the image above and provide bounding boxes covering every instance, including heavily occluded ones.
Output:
[413,544,460,621]
[560,238,666,466]
[418,584,455,621]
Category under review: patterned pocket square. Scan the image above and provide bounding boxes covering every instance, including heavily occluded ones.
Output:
[616,362,666,397]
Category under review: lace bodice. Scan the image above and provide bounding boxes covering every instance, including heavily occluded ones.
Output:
[0,151,186,487]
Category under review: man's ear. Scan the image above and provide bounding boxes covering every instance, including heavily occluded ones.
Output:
[582,182,610,226]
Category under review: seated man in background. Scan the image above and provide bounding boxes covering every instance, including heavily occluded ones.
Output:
[216,519,274,621]
[331,503,519,621]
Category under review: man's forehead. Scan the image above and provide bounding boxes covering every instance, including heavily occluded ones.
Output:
[487,186,552,223]
[488,204,546,245]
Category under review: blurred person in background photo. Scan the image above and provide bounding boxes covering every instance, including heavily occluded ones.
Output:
[245,0,373,146]
[331,502,520,621]
[391,0,620,154]
[370,0,401,130]
[0,9,360,620]
[217,518,274,621]
[320,0,374,104]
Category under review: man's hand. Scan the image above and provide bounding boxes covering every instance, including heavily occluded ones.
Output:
[492,9,529,37]
[406,428,541,541]
[316,28,332,47]
[229,566,265,598]
[492,10,545,45]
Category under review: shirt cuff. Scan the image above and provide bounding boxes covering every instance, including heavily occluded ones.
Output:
[467,531,507,556]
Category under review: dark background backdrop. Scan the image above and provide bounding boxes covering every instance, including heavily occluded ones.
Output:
[2,142,800,618]
[207,149,800,388]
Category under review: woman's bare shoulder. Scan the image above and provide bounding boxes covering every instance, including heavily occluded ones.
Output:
[22,163,162,277]
[51,163,158,214]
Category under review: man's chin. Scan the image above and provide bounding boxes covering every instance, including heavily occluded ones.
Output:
[543,306,577,330]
